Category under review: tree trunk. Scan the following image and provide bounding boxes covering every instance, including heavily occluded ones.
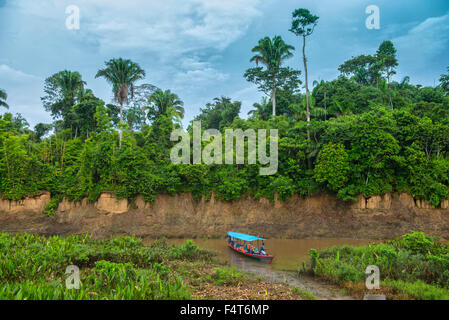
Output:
[324,87,327,121]
[302,35,311,140]
[119,101,123,148]
[271,87,276,117]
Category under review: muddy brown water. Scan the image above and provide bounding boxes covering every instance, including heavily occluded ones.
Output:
[162,238,373,271]
[145,237,375,299]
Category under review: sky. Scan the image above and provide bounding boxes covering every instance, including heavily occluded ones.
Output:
[1,0,449,128]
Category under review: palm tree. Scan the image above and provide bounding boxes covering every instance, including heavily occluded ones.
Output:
[332,100,353,117]
[0,89,9,109]
[52,70,86,105]
[43,71,86,129]
[289,95,326,121]
[146,89,184,123]
[250,36,295,116]
[313,80,330,120]
[440,67,449,95]
[247,97,270,120]
[397,76,410,89]
[95,58,145,146]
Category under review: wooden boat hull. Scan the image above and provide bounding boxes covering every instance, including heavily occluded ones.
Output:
[227,243,274,264]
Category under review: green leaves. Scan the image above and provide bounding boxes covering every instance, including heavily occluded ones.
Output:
[194,97,241,131]
[309,232,449,299]
[244,67,302,99]
[0,233,200,300]
[314,142,350,191]
[146,89,184,123]
[0,88,9,109]
[338,41,398,87]
[290,8,319,37]
[439,67,449,96]
[44,195,62,216]
[95,58,146,107]
[245,35,300,116]
[249,36,295,70]
[42,70,86,121]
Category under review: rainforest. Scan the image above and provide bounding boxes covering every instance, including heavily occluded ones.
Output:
[1,40,449,209]
[1,1,449,304]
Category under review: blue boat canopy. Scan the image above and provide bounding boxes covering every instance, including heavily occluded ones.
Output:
[227,232,265,242]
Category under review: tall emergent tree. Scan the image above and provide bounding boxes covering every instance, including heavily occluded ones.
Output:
[41,70,86,122]
[338,41,398,87]
[0,89,9,109]
[376,40,398,85]
[95,58,145,146]
[290,8,319,132]
[338,54,383,86]
[244,36,298,116]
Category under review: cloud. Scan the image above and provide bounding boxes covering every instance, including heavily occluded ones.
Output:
[174,57,229,87]
[393,13,449,70]
[0,64,41,84]
[3,0,448,127]
[13,0,261,57]
[0,65,50,125]
[5,0,262,127]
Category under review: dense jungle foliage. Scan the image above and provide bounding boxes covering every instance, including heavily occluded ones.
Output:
[307,232,449,300]
[0,233,310,300]
[0,233,215,299]
[1,11,449,208]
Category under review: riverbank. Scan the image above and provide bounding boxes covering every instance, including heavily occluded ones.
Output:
[302,232,449,300]
[1,192,449,240]
[0,232,309,300]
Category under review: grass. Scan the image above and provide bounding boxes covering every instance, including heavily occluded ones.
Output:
[0,233,213,300]
[303,232,449,300]
[384,279,449,300]
[291,287,316,300]
[209,266,247,286]
[0,232,304,300]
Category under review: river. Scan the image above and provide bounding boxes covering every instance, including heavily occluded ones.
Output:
[163,238,374,271]
[146,237,375,299]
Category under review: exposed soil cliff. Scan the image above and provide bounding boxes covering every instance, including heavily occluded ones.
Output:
[0,191,448,240]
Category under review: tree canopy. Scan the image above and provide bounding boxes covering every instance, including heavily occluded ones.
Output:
[1,21,448,210]
[96,58,146,145]
[244,36,299,116]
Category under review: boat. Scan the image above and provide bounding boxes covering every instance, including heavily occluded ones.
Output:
[226,231,274,264]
